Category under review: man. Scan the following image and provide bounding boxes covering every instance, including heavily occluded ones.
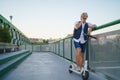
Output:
[73,12,96,72]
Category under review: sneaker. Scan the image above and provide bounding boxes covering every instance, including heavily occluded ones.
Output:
[80,67,84,73]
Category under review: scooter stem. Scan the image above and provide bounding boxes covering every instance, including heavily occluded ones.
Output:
[84,60,88,71]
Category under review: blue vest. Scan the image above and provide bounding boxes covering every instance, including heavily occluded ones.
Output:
[73,22,88,40]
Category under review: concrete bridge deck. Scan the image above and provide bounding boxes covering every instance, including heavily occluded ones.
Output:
[0,52,107,80]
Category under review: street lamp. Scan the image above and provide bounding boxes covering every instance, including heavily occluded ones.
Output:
[9,15,13,23]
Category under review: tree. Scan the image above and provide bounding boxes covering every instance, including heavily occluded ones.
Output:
[0,24,12,43]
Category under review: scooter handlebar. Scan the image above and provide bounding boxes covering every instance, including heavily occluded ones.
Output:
[84,33,97,39]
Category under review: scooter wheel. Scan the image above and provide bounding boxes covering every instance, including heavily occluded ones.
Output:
[82,71,89,80]
[69,65,73,73]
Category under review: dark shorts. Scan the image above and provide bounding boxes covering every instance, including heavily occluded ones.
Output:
[74,41,86,54]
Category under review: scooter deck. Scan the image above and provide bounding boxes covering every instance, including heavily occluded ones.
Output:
[69,68,82,74]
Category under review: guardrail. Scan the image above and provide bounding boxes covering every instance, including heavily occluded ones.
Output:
[0,14,30,48]
[93,19,120,31]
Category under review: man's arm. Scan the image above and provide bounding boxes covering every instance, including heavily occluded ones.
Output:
[88,24,97,34]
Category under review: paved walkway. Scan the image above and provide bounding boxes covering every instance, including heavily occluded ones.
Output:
[0,52,107,80]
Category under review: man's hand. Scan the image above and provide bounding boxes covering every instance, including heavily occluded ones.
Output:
[75,21,83,29]
[88,28,92,35]
[92,24,97,28]
[88,24,97,34]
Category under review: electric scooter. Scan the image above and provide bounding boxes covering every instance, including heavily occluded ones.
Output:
[69,34,97,80]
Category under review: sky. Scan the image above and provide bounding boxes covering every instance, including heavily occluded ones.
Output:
[0,0,120,39]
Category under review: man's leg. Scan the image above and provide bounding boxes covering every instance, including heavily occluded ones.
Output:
[74,41,84,70]
[79,52,84,68]
[76,48,81,67]
[76,48,84,68]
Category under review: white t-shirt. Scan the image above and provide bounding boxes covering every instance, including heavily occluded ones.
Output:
[73,21,93,44]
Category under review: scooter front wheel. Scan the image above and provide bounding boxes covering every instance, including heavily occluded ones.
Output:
[82,70,89,80]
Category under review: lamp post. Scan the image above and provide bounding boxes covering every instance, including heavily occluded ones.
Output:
[9,15,13,23]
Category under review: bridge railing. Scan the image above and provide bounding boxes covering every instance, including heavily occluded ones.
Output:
[48,19,120,62]
[0,14,30,52]
[89,20,120,80]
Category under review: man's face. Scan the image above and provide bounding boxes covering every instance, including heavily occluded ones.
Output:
[81,14,88,21]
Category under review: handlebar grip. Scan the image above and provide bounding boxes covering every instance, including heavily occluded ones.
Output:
[84,33,97,39]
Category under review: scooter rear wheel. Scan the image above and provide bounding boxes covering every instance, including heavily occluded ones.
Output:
[82,70,89,80]
[69,65,73,73]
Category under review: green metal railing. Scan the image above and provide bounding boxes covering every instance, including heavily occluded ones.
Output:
[19,19,120,62]
[20,19,120,62]
[47,19,120,61]
[27,19,120,62]
[93,19,120,31]
[0,15,30,52]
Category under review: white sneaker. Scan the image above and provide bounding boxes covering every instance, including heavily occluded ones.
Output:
[80,67,84,73]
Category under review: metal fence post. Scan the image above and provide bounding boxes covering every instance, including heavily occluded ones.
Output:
[70,37,73,62]
[63,39,65,58]
[25,44,26,50]
[58,41,60,56]
[32,44,33,52]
